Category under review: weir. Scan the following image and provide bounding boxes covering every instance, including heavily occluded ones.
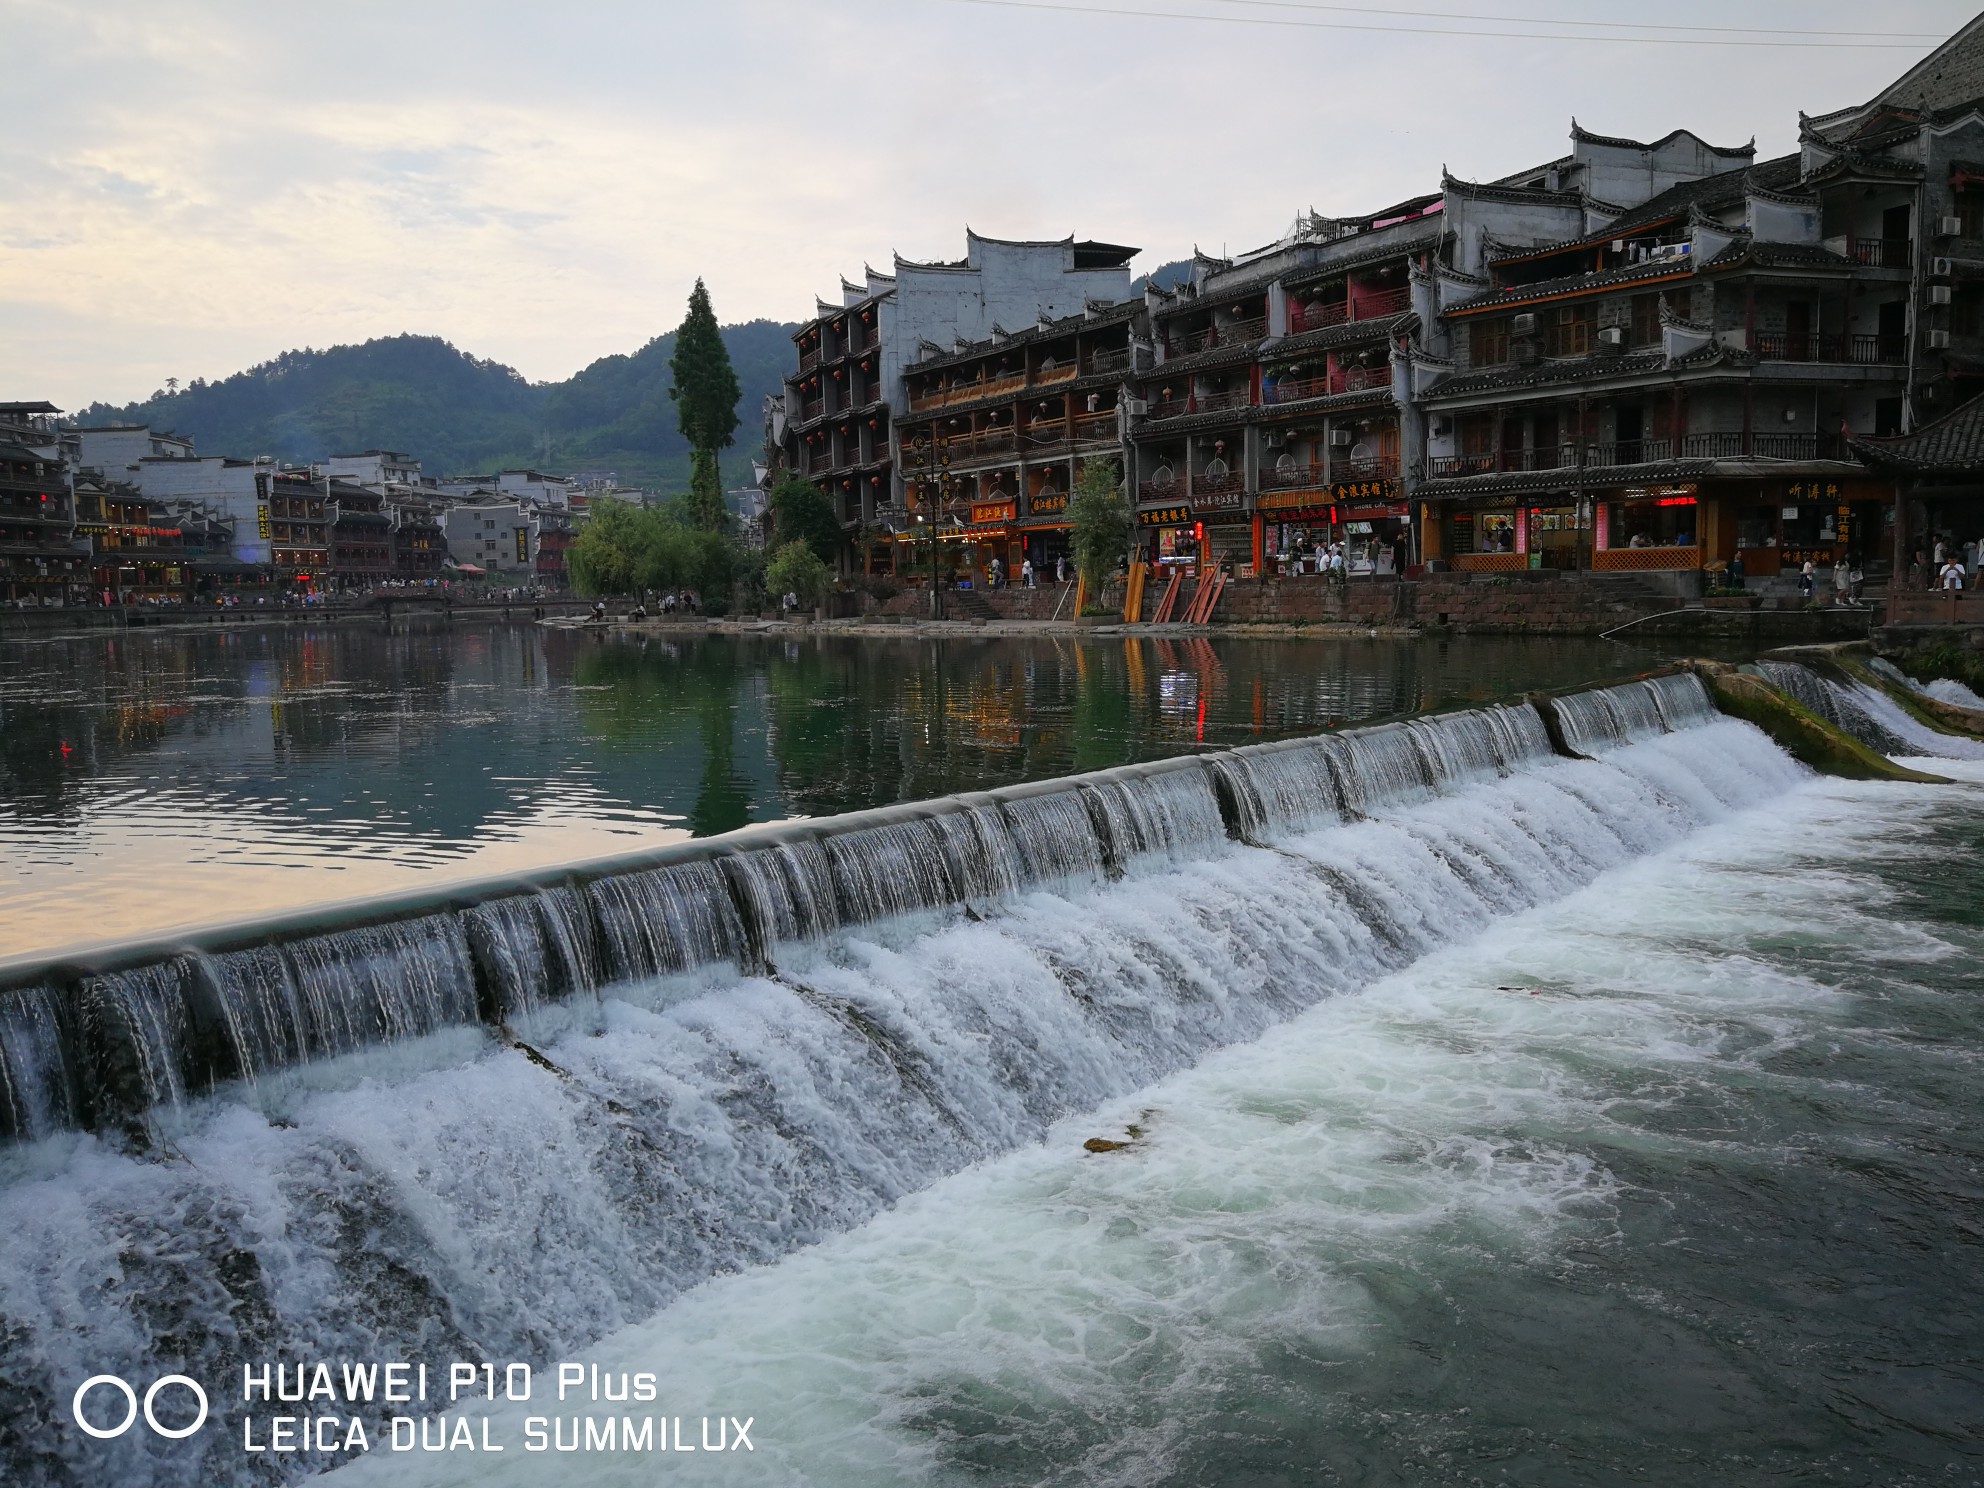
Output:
[3,669,1927,1487]
[1,684,1665,1148]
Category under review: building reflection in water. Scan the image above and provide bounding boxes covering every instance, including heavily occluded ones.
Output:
[0,623,1657,956]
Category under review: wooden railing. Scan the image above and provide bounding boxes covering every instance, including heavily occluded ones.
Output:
[1262,374,1332,404]
[1753,332,1904,364]
[1430,433,1853,478]
[1259,462,1327,491]
[1289,300,1349,335]
[1034,364,1078,386]
[1195,387,1251,412]
[1845,237,1912,269]
[1350,285,1412,320]
[1087,347,1134,374]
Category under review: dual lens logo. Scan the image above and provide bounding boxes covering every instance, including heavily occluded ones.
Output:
[73,1375,210,1440]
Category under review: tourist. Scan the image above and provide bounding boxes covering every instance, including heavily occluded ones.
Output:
[1056,555,1068,584]
[1833,558,1852,607]
[1799,559,1816,600]
[1021,558,1035,588]
[1939,556,1967,590]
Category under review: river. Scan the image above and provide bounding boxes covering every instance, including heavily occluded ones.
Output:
[1,623,1677,960]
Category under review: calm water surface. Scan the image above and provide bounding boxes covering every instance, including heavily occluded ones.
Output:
[1,623,1685,957]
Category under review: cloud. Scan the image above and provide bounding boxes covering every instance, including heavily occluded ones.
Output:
[0,0,1969,408]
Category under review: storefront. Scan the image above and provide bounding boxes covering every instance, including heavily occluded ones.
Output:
[1019,491,1071,573]
[1592,485,1701,573]
[1191,489,1250,574]
[1726,478,1892,577]
[1138,502,1196,570]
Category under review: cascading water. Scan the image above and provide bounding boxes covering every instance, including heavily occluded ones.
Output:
[0,673,1835,1486]
[0,985,78,1143]
[1758,658,1984,760]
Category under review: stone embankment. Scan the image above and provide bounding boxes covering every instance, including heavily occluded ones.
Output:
[869,571,1874,640]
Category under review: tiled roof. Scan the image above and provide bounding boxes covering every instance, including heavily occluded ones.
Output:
[1489,155,1799,266]
[1425,343,1730,400]
[1445,259,1695,316]
[1267,311,1416,360]
[1702,238,1857,271]
[1569,121,1755,157]
[1851,390,1984,473]
[1282,231,1440,292]
[908,299,1141,373]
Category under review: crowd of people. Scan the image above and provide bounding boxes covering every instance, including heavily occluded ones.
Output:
[1908,538,1984,593]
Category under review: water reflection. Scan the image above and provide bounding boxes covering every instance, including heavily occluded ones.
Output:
[0,623,1679,956]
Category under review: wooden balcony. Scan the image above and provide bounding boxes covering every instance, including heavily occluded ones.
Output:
[1259,461,1327,492]
[1289,300,1349,335]
[1069,412,1117,443]
[1034,364,1078,386]
[1753,332,1904,365]
[799,348,820,373]
[1087,347,1134,375]
[1194,387,1252,412]
[1263,373,1332,404]
[1138,478,1183,502]
[1192,471,1246,498]
[1350,285,1412,320]
[1429,433,1854,479]
[1845,237,1912,269]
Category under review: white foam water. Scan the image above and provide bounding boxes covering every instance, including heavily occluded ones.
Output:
[0,706,1817,1487]
[328,746,1980,1488]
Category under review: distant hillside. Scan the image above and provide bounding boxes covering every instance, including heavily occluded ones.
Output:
[77,321,802,493]
[1132,259,1193,293]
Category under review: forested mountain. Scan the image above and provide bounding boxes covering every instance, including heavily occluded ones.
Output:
[77,321,801,492]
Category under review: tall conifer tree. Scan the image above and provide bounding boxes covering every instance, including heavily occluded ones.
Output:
[669,278,741,531]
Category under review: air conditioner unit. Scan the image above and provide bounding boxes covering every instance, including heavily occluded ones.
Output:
[1931,284,1954,305]
[1329,428,1354,448]
[1611,240,1626,253]
[1940,215,1964,237]
[1511,312,1538,335]
[1125,397,1149,416]
[1597,326,1626,350]
[1929,329,1952,349]
[1934,256,1956,277]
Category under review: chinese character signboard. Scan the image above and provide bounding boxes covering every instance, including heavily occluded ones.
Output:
[1028,492,1068,517]
[1327,478,1399,503]
[1137,505,1190,527]
[516,527,530,564]
[1785,481,1842,503]
[257,505,271,539]
[969,501,1016,526]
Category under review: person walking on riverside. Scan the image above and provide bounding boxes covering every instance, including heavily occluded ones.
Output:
[1799,558,1816,600]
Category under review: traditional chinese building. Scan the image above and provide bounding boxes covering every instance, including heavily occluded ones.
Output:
[328,478,393,589]
[74,475,188,601]
[776,231,1139,565]
[893,301,1142,580]
[0,401,86,606]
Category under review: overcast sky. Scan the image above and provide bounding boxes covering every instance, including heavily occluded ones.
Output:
[3,0,1976,409]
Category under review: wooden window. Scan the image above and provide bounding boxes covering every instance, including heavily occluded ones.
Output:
[1472,319,1510,367]
[1629,294,1661,346]
[1958,187,1984,240]
[1955,285,1984,338]
[1547,304,1594,357]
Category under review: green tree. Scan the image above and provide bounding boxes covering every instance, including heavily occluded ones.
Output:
[685,449,731,534]
[567,497,646,595]
[1069,458,1132,593]
[766,539,832,609]
[767,472,843,565]
[669,279,741,532]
